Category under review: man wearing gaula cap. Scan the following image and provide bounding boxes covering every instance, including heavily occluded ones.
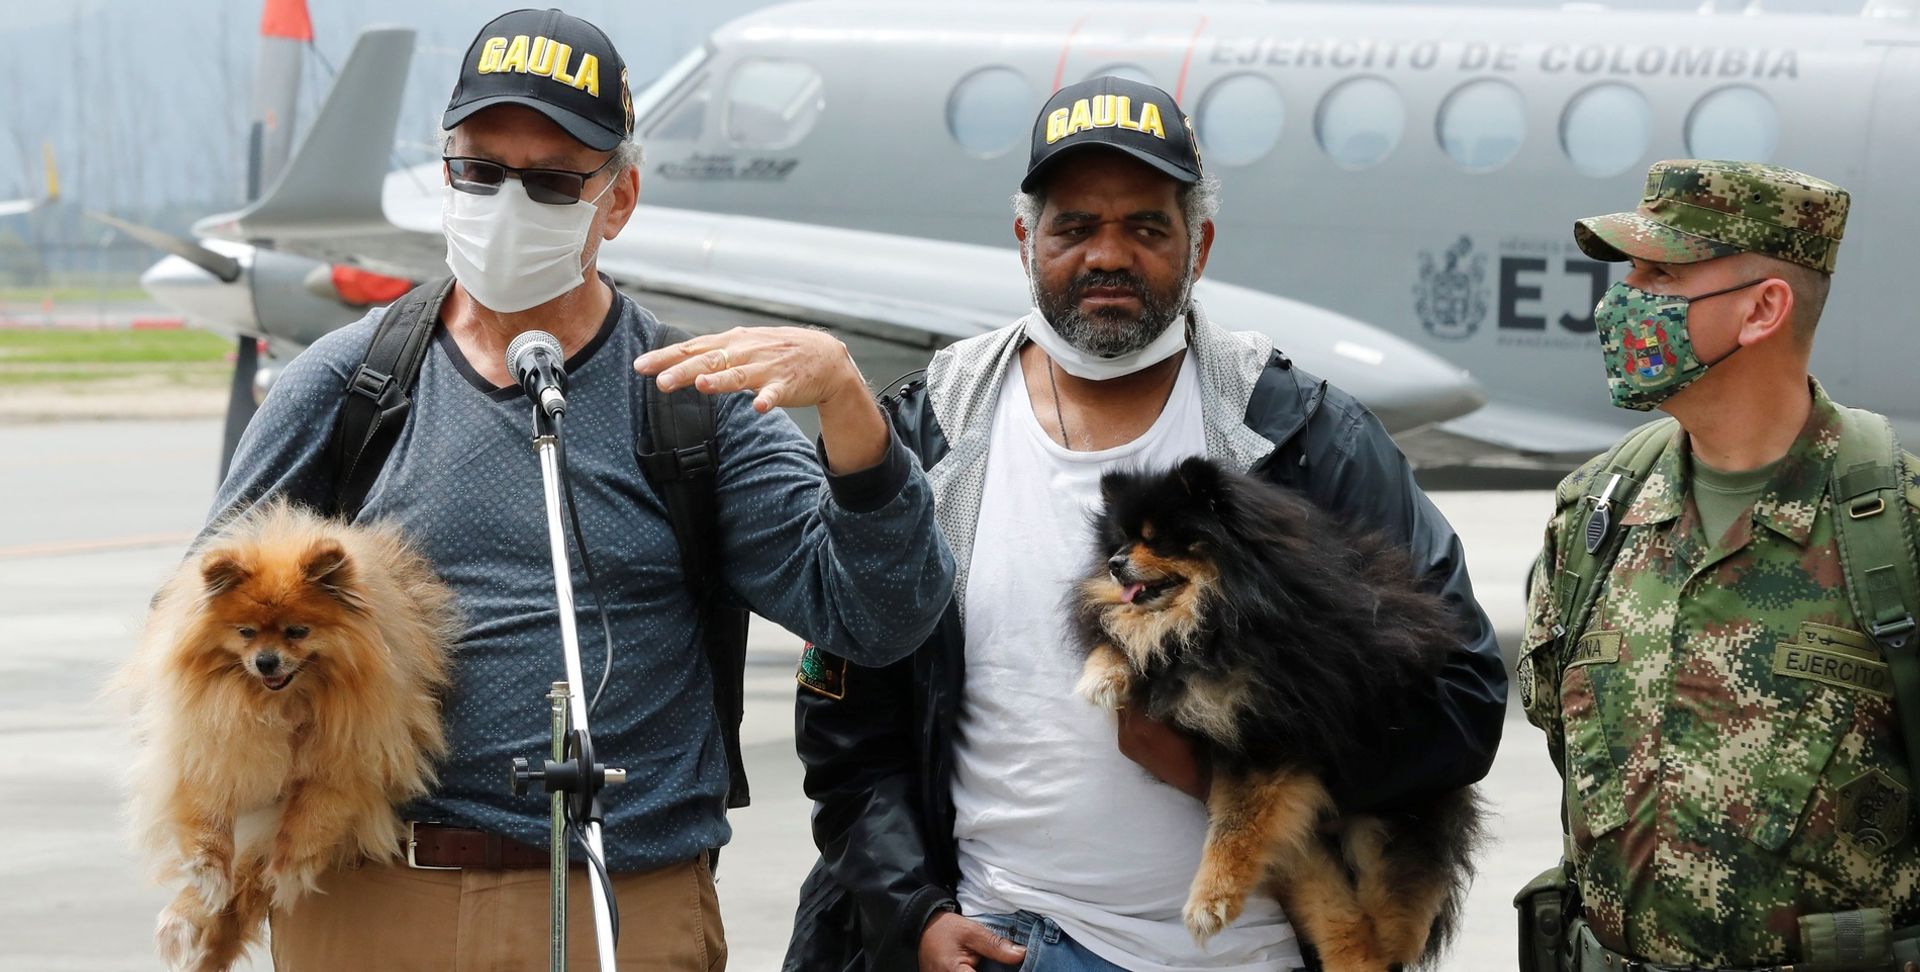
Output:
[1518,160,1920,971]
[203,7,954,969]
[783,76,1506,972]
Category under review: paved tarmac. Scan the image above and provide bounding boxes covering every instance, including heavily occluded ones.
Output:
[0,417,1558,972]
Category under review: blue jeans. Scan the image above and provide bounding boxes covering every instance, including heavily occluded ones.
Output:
[970,912,1126,972]
[970,910,1309,972]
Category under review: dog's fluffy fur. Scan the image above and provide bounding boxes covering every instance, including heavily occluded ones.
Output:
[116,500,459,972]
[1071,457,1483,972]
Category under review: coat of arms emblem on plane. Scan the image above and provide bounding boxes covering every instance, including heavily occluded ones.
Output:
[1415,235,1488,341]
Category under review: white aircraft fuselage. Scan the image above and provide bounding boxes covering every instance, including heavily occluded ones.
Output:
[629,0,1920,452]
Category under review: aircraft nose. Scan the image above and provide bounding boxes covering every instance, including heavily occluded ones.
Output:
[1191,281,1484,434]
[1341,339,1485,434]
[140,254,256,332]
[1303,327,1485,434]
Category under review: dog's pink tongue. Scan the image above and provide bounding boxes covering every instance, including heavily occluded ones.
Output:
[1121,582,1146,604]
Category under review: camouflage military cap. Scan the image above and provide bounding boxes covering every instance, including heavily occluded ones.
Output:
[1573,160,1849,273]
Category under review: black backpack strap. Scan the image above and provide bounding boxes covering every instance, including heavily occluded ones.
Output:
[635,322,753,809]
[325,277,453,519]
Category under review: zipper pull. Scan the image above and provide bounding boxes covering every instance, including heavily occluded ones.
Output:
[1584,473,1624,555]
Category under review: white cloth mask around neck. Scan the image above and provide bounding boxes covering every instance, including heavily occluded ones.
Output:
[1023,310,1189,381]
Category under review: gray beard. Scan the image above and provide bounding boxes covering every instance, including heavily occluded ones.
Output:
[1026,247,1197,358]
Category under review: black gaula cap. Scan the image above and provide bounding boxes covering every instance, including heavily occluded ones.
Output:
[443,8,633,151]
[1021,76,1203,193]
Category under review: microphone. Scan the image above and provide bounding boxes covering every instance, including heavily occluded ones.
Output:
[506,330,568,418]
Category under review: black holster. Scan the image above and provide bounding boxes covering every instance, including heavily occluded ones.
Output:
[1516,863,1575,972]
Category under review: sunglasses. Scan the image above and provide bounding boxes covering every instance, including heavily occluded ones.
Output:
[444,154,618,205]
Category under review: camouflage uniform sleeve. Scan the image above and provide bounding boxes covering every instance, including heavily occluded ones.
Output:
[1904,450,1920,526]
[1519,453,1611,774]
[1520,512,1566,770]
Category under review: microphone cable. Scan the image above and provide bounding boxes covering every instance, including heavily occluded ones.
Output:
[549,411,617,716]
[568,807,620,947]
[549,410,623,946]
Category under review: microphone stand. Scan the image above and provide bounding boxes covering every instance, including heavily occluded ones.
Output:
[509,402,624,972]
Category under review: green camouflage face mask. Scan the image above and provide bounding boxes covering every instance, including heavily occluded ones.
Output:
[1594,278,1765,411]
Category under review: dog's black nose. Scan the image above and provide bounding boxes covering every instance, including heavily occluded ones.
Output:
[1107,554,1130,578]
[255,652,281,675]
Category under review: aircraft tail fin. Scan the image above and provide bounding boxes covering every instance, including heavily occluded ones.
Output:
[0,144,59,216]
[248,0,313,199]
[41,142,57,203]
[198,25,414,240]
[260,0,314,40]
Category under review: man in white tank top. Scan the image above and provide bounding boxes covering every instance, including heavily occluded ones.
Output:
[785,74,1507,972]
[933,76,1302,972]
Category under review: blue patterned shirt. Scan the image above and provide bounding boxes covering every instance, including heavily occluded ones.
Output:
[206,289,952,870]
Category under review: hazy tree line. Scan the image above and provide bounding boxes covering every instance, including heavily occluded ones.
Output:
[0,0,740,290]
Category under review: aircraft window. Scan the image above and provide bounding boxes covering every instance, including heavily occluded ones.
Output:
[1686,86,1779,162]
[1437,79,1525,172]
[1561,83,1652,178]
[1315,77,1405,168]
[649,89,708,143]
[1198,74,1284,167]
[1083,64,1157,86]
[633,44,712,125]
[724,59,825,149]
[948,67,1036,158]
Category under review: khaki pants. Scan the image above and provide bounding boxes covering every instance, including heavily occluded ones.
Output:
[269,856,726,972]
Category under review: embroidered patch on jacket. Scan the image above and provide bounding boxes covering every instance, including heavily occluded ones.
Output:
[1836,769,1909,856]
[1797,622,1880,656]
[1773,624,1892,697]
[1566,631,1622,669]
[797,643,847,700]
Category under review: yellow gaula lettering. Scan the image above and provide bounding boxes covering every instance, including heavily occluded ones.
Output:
[552,43,578,86]
[1046,108,1070,143]
[1044,109,1075,143]
[528,37,555,76]
[500,34,530,74]
[1066,98,1094,136]
[573,53,600,96]
[478,36,506,73]
[1139,102,1165,139]
[1091,95,1118,127]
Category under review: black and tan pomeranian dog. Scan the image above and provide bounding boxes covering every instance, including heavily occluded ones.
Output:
[117,500,460,972]
[1071,457,1483,972]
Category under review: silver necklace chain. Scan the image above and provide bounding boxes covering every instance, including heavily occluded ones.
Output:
[1046,358,1071,450]
[1044,354,1183,452]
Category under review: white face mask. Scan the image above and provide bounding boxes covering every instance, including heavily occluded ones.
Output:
[441,176,612,314]
[1023,309,1189,381]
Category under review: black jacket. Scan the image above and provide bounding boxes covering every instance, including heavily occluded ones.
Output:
[782,352,1508,972]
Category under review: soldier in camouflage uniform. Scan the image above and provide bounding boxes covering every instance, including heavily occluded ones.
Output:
[1518,160,1920,970]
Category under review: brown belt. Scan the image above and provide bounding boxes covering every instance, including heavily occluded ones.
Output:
[403,821,573,870]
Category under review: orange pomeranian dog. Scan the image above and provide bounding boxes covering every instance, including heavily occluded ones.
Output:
[117,499,460,972]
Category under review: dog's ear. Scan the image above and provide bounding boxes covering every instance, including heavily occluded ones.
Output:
[200,554,249,596]
[1174,457,1234,518]
[301,541,358,603]
[1174,457,1222,500]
